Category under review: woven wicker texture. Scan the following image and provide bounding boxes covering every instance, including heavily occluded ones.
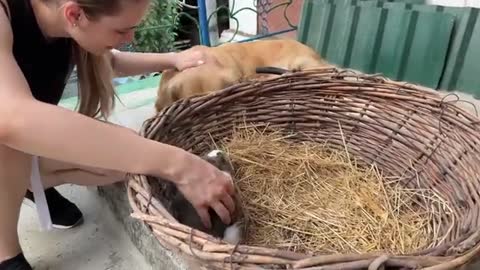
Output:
[127,67,480,269]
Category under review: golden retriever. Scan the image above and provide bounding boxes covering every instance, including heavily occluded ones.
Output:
[154,39,332,112]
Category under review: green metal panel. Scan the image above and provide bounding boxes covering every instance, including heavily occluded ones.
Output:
[373,8,413,79]
[325,5,352,64]
[383,0,426,3]
[382,2,411,9]
[297,1,334,54]
[367,3,480,97]
[344,7,385,72]
[399,11,455,85]
[402,0,426,3]
[297,1,454,89]
[448,9,480,97]
[438,8,480,97]
[356,1,380,7]
[299,0,426,9]
[408,3,445,12]
[296,0,313,45]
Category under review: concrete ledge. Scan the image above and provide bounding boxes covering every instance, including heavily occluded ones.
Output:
[97,183,200,270]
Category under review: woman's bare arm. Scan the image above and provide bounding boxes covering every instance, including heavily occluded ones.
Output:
[109,48,206,77]
[109,49,177,77]
[0,46,176,179]
[0,12,235,228]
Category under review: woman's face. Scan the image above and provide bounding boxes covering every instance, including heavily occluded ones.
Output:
[64,0,151,55]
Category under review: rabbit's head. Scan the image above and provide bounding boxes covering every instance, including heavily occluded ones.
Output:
[203,149,234,176]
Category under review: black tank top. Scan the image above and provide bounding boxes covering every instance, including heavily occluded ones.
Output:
[1,0,74,105]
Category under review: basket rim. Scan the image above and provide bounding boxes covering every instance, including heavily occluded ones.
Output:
[145,67,480,137]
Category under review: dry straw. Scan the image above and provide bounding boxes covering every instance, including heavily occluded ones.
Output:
[219,123,451,256]
[127,67,480,269]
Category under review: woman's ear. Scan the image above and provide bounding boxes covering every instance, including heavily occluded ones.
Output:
[62,1,83,28]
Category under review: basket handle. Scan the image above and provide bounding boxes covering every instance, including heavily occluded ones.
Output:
[255,66,290,75]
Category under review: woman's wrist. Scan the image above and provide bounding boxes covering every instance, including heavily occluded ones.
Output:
[161,52,178,70]
[141,141,191,183]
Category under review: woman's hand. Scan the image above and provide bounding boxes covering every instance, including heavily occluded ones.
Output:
[172,150,236,229]
[109,46,214,76]
[95,120,234,228]
[173,49,208,71]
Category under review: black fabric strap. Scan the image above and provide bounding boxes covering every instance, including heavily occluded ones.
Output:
[0,253,32,270]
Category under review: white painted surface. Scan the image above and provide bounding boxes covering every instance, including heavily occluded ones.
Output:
[465,0,480,8]
[206,0,220,46]
[219,29,254,42]
[427,0,480,7]
[228,0,257,35]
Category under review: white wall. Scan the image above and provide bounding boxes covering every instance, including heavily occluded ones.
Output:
[427,0,480,8]
[228,0,257,35]
[218,0,258,42]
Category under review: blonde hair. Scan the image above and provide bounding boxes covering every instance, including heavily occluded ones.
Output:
[67,0,127,119]
[73,46,116,120]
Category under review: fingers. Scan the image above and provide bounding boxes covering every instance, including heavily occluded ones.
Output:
[211,172,236,225]
[222,171,235,195]
[211,200,231,225]
[221,193,236,216]
[196,206,212,229]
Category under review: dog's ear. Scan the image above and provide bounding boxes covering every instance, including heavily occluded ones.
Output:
[155,84,179,113]
[155,70,181,112]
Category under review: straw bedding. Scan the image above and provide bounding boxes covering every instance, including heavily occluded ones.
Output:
[216,123,451,256]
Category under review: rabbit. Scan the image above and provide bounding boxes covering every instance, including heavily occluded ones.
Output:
[149,149,245,245]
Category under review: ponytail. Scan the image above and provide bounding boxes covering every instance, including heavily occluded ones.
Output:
[73,43,116,120]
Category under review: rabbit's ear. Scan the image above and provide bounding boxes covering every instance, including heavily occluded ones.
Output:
[203,149,235,175]
[205,149,224,160]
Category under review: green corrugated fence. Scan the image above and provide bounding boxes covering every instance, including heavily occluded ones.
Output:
[297,0,480,98]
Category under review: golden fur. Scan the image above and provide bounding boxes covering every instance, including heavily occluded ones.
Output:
[155,39,332,112]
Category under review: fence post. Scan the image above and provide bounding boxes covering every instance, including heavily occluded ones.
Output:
[197,0,211,46]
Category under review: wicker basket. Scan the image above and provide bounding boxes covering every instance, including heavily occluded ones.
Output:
[127,67,480,270]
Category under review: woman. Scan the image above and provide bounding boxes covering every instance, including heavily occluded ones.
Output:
[0,0,236,269]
